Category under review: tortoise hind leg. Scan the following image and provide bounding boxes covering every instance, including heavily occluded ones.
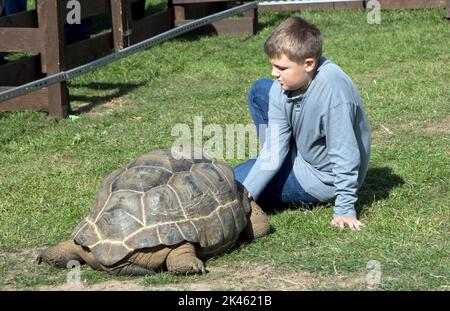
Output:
[241,200,271,240]
[37,240,101,270]
[166,242,206,275]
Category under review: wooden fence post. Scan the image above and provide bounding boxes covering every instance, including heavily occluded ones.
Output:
[171,0,257,35]
[244,4,258,35]
[447,0,450,20]
[111,0,130,50]
[37,0,69,118]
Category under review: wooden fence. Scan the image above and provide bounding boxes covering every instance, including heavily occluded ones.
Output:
[0,0,448,118]
[447,0,450,19]
[0,0,173,117]
[173,0,258,35]
[259,0,447,11]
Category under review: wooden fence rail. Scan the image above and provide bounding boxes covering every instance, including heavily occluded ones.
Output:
[447,0,450,20]
[259,0,447,11]
[0,0,173,117]
[1,0,448,117]
[172,0,258,35]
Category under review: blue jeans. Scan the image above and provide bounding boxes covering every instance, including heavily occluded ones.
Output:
[1,0,27,16]
[233,79,319,207]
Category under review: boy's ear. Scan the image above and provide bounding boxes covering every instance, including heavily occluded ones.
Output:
[304,58,316,73]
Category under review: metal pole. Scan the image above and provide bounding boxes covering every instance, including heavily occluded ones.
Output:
[0,1,258,103]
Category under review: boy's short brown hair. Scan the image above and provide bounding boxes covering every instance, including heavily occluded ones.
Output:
[264,16,323,63]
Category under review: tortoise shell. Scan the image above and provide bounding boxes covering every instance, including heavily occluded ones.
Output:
[71,149,249,266]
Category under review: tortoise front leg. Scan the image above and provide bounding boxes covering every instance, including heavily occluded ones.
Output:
[166,242,206,275]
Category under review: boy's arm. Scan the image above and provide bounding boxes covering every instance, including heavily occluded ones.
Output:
[242,94,291,200]
[326,100,362,220]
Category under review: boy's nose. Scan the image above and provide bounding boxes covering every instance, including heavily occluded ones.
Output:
[271,67,280,78]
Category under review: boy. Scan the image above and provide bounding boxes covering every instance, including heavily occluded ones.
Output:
[234,16,371,231]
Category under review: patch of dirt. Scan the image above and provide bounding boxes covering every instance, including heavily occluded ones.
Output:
[0,247,43,290]
[0,247,42,269]
[371,124,395,142]
[372,116,450,146]
[45,153,76,166]
[36,264,335,291]
[437,56,450,64]
[74,98,128,117]
[357,71,387,87]
[423,116,450,135]
[98,98,128,112]
[1,249,371,291]
[148,264,320,291]
[38,280,146,291]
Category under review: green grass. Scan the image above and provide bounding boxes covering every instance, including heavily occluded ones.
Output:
[1,8,449,290]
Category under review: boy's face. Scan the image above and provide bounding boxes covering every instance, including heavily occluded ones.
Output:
[270,54,316,94]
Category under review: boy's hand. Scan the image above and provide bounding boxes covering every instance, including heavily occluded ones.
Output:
[331,216,364,231]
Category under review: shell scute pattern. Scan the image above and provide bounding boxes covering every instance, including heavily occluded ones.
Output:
[167,171,219,219]
[72,150,246,267]
[88,168,124,220]
[157,223,185,245]
[124,227,160,250]
[91,242,130,266]
[112,166,172,193]
[143,186,185,226]
[72,220,100,247]
[96,205,143,240]
[190,162,236,205]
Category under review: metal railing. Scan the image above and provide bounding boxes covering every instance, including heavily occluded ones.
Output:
[259,0,360,6]
[0,1,258,104]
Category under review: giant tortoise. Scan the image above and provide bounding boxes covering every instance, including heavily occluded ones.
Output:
[37,149,270,275]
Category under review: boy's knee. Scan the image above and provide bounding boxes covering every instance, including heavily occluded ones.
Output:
[233,159,256,184]
[247,78,273,109]
[233,166,246,184]
[248,79,273,98]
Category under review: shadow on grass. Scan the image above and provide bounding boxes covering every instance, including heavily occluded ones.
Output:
[230,167,405,250]
[69,82,145,114]
[356,166,405,214]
